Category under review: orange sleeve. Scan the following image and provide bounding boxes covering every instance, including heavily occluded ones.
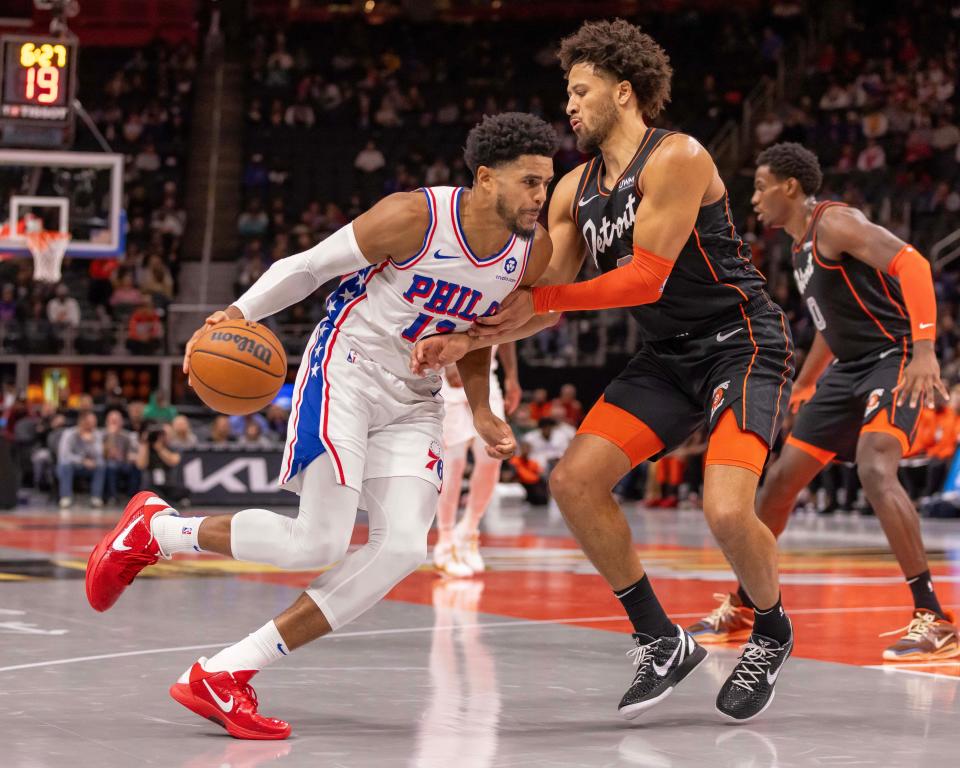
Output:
[887,245,936,342]
[532,244,675,314]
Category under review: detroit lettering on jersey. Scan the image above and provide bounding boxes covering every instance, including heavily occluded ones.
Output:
[573,128,767,342]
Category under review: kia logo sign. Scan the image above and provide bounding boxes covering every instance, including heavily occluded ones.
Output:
[180,451,292,505]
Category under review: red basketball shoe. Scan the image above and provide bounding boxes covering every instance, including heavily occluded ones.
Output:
[85,491,176,612]
[170,658,291,740]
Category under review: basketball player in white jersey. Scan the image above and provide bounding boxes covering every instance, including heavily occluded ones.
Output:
[84,113,557,740]
[433,343,520,577]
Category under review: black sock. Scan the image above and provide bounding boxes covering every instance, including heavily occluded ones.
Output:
[906,570,945,618]
[735,584,755,610]
[615,574,675,639]
[753,596,792,645]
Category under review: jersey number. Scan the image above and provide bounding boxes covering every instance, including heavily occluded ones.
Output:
[400,313,457,342]
[806,296,827,332]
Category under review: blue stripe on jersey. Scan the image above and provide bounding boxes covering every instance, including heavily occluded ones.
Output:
[325,267,372,325]
[286,319,333,483]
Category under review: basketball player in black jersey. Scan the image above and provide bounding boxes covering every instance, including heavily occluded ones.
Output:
[412,20,795,722]
[687,142,959,662]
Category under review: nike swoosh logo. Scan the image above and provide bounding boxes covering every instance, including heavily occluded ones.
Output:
[716,328,743,342]
[879,348,898,359]
[111,515,144,551]
[933,634,953,650]
[766,663,782,685]
[652,641,682,677]
[433,250,459,260]
[919,322,934,329]
[202,678,234,712]
[578,194,600,207]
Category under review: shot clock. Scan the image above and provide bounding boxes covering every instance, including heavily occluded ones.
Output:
[0,34,78,126]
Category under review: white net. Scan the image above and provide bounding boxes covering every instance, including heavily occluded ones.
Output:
[26,230,71,283]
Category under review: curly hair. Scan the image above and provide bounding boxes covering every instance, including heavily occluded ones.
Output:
[558,19,672,119]
[757,142,823,195]
[463,112,559,176]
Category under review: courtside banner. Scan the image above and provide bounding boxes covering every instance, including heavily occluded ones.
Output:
[180,449,293,505]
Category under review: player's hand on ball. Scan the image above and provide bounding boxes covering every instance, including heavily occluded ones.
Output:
[471,288,534,337]
[182,306,242,377]
[410,333,474,375]
[474,409,516,460]
[894,342,948,409]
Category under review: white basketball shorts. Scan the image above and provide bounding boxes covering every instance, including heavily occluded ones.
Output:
[280,320,445,493]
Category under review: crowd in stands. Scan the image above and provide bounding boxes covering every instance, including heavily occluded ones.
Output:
[0,40,195,355]
[1,385,292,508]
[236,10,808,338]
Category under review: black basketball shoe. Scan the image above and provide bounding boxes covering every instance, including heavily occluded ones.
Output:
[618,624,708,720]
[715,627,792,721]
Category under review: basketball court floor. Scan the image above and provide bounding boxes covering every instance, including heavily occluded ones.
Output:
[1,499,958,767]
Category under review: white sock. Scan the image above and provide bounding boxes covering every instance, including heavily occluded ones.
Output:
[205,620,290,673]
[151,515,203,556]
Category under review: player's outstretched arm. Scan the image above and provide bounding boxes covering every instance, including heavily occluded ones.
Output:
[527,136,713,314]
[456,346,517,459]
[816,206,946,408]
[183,193,429,374]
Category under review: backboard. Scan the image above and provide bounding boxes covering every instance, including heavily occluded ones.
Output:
[0,148,124,258]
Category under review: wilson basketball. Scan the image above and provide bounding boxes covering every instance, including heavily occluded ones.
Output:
[189,320,287,415]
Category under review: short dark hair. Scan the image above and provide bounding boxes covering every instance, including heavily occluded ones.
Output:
[558,19,673,119]
[463,112,559,176]
[756,142,823,195]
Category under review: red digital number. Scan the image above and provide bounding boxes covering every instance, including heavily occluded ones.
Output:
[25,66,60,103]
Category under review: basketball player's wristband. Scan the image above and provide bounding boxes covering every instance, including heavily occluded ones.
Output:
[531,245,675,313]
[233,223,370,321]
[887,245,936,342]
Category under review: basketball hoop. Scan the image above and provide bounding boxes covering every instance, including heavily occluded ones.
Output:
[26,229,71,283]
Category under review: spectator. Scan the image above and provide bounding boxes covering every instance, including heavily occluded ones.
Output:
[239,418,274,449]
[207,415,234,445]
[150,197,187,240]
[126,296,164,355]
[264,404,289,441]
[102,408,139,501]
[523,417,575,473]
[553,384,583,426]
[144,390,177,423]
[135,424,188,504]
[528,388,552,421]
[506,442,548,505]
[127,401,147,435]
[238,198,269,238]
[354,140,386,174]
[110,271,145,309]
[856,139,886,172]
[755,112,784,147]
[168,415,198,451]
[31,409,67,490]
[140,255,175,304]
[0,283,16,323]
[57,411,105,508]
[46,283,81,329]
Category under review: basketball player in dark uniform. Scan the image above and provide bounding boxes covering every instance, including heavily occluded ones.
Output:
[412,20,795,722]
[686,143,959,662]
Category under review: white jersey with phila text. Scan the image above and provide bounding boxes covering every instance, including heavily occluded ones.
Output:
[318,186,533,382]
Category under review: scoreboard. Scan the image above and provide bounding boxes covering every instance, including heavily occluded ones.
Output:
[1,34,78,124]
